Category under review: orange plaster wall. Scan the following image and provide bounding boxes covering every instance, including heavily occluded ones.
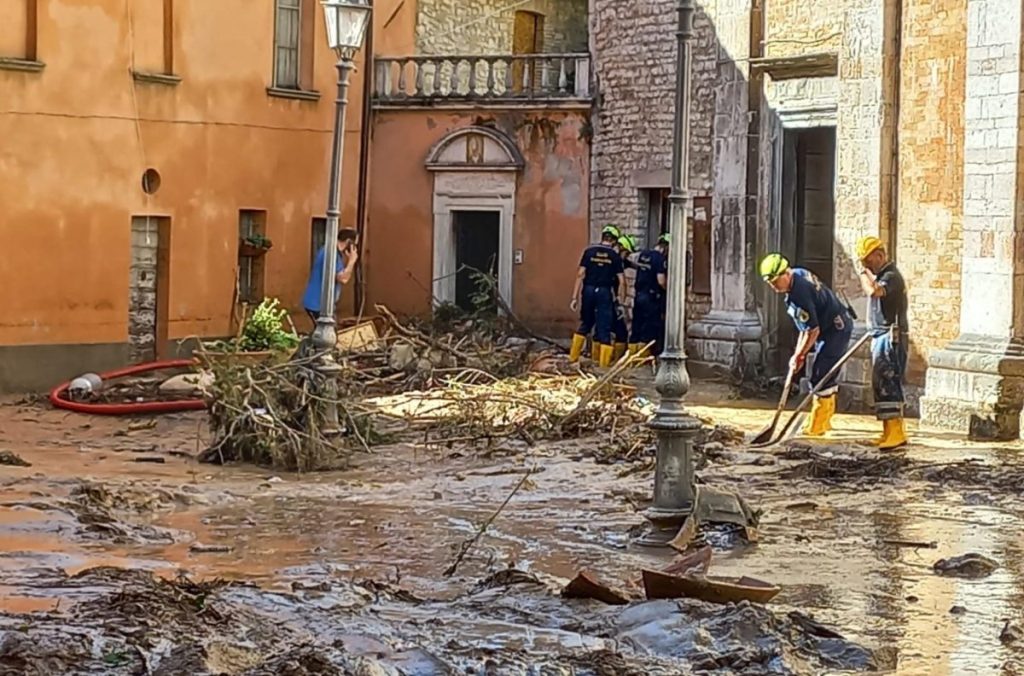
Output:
[365,109,591,334]
[0,0,367,346]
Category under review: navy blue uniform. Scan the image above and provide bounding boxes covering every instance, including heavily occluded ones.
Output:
[612,256,634,343]
[785,268,852,395]
[869,263,909,419]
[629,249,667,348]
[577,244,623,345]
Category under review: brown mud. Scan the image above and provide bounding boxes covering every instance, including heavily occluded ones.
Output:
[2,384,1024,674]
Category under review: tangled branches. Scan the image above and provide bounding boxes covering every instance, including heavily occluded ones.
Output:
[198,348,373,472]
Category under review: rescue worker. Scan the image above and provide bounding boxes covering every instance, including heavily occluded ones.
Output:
[569,229,626,367]
[628,235,668,359]
[612,234,638,362]
[760,253,853,436]
[856,236,909,450]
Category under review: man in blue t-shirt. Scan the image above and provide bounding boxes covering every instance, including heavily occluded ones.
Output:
[628,234,668,358]
[303,228,359,328]
[760,253,853,437]
[568,227,626,367]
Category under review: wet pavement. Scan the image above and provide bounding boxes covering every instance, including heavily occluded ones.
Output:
[1,386,1024,674]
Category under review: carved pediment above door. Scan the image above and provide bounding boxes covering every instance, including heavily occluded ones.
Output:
[425,126,525,172]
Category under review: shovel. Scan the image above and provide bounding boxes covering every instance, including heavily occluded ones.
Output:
[750,364,797,444]
[749,330,873,449]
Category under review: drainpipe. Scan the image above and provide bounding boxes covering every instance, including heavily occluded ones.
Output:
[354,0,375,316]
[745,0,764,325]
[886,0,902,262]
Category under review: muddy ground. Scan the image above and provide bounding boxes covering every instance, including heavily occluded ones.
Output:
[2,383,1024,674]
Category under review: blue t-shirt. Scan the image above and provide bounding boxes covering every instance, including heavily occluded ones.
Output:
[302,246,345,313]
[579,244,623,288]
[784,268,847,332]
[634,250,667,295]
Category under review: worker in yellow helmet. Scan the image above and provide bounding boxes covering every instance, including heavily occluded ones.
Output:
[856,236,909,450]
[760,253,853,437]
[568,227,626,367]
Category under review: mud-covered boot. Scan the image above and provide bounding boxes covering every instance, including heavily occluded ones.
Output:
[612,342,627,363]
[820,394,836,434]
[597,343,614,368]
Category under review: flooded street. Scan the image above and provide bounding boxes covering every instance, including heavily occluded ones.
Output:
[2,385,1024,674]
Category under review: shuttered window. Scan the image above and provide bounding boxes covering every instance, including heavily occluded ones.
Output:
[274,0,301,88]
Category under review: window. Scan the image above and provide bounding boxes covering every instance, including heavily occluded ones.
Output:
[311,217,327,267]
[0,0,41,70]
[238,210,268,304]
[643,188,670,247]
[690,196,712,295]
[131,0,178,84]
[274,0,301,88]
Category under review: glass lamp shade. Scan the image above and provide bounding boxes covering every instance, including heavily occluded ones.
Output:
[322,0,370,55]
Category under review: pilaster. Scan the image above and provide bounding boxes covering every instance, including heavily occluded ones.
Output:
[920,0,1024,439]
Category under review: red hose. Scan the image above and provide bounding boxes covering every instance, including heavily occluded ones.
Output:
[49,359,208,415]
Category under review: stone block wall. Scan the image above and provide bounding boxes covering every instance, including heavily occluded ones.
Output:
[894,0,966,387]
[415,0,588,55]
[763,0,842,59]
[590,0,717,321]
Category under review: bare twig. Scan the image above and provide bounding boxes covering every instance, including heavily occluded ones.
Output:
[443,468,535,577]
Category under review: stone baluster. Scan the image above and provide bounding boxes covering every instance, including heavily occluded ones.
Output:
[558,57,568,94]
[448,59,459,96]
[468,57,479,96]
[504,58,514,95]
[396,59,408,98]
[485,57,496,96]
[414,59,425,97]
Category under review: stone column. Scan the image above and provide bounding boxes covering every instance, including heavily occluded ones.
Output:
[920,0,1024,439]
[687,0,763,377]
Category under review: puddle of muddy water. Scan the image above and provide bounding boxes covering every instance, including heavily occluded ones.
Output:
[3,400,1024,674]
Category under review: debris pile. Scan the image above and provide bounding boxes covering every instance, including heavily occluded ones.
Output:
[197,302,684,471]
[0,566,890,675]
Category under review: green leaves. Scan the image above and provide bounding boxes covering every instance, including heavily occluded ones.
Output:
[239,298,300,352]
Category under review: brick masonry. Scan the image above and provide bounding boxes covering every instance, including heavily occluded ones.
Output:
[920,0,1024,438]
[590,0,716,321]
[894,0,966,385]
[415,0,588,55]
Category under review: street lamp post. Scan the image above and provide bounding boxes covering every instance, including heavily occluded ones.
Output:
[311,0,372,437]
[637,0,701,547]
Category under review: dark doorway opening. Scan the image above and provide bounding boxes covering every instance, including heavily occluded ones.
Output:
[777,125,837,370]
[453,210,500,313]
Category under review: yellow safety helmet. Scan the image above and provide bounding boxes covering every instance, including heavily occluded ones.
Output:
[759,253,790,282]
[856,236,883,260]
[617,235,637,253]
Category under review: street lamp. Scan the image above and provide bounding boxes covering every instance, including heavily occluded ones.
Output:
[636,0,701,547]
[311,0,371,437]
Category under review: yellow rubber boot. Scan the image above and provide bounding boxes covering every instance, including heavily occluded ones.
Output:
[820,395,836,434]
[802,396,829,437]
[597,343,614,368]
[612,342,627,363]
[568,333,586,363]
[628,343,640,357]
[878,418,908,451]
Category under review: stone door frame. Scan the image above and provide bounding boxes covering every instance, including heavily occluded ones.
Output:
[426,126,523,310]
[431,186,515,308]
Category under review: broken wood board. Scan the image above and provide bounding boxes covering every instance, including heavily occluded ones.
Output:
[562,570,630,605]
[337,320,380,353]
[642,570,781,605]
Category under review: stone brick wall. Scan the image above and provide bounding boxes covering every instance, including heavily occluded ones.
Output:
[894,0,966,385]
[763,0,842,59]
[415,0,588,55]
[590,0,716,320]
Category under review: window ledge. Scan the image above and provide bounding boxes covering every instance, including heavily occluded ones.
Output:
[133,70,182,86]
[266,86,321,102]
[0,58,45,73]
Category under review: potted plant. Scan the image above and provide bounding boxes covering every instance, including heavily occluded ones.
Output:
[197,298,299,368]
[239,233,273,257]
